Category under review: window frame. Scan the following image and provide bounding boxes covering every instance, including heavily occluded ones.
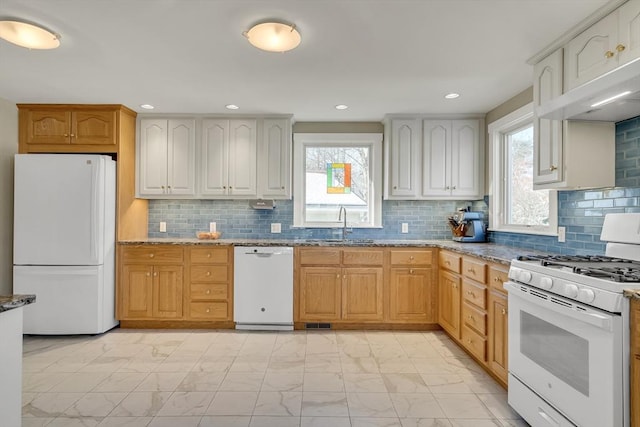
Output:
[488,103,558,236]
[293,133,383,228]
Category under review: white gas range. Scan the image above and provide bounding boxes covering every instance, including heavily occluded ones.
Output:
[506,213,640,427]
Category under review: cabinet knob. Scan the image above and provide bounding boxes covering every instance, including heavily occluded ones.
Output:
[445,260,451,265]
[502,308,506,315]
[153,272,158,277]
[343,275,346,279]
[223,186,226,189]
[70,134,75,137]
[167,185,171,190]
[146,272,151,277]
[206,308,211,313]
[63,133,69,137]
[337,274,340,279]
[281,186,285,189]
[453,284,458,289]
[207,253,211,258]
[605,50,615,58]
[467,339,472,344]
[393,186,397,189]
[409,256,414,260]
[549,165,557,171]
[149,253,155,258]
[445,186,450,190]
[616,44,626,53]
[206,289,211,295]
[410,269,414,274]
[206,271,211,276]
[452,186,456,190]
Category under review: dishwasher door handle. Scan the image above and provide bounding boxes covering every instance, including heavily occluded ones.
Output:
[248,252,274,258]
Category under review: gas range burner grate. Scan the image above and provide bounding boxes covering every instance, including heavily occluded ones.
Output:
[573,267,640,283]
[517,255,633,263]
[517,254,640,282]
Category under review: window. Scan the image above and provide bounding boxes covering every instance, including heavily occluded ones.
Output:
[293,133,382,228]
[489,104,557,235]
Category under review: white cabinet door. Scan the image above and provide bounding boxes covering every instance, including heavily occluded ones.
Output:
[139,119,168,196]
[617,0,640,66]
[388,119,420,198]
[533,49,563,185]
[451,120,482,198]
[167,119,196,196]
[564,13,618,91]
[201,119,229,196]
[422,119,483,199]
[259,118,291,199]
[228,119,257,197]
[422,120,450,197]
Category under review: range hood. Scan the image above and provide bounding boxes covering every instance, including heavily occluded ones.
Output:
[537,57,640,122]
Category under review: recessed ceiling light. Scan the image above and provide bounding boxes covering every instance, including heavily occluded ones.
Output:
[0,20,60,49]
[140,104,155,110]
[225,104,239,110]
[445,93,460,99]
[335,104,349,110]
[243,21,301,53]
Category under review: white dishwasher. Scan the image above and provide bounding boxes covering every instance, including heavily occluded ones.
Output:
[233,246,294,331]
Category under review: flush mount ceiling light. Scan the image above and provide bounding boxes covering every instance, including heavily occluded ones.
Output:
[140,104,155,110]
[0,20,60,49]
[243,21,301,52]
[225,104,239,110]
[335,104,349,110]
[445,93,460,99]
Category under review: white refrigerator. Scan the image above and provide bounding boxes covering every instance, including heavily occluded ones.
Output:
[13,154,118,334]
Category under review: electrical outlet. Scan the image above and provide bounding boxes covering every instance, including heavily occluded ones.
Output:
[401,223,409,233]
[159,221,167,232]
[209,222,217,232]
[558,226,566,243]
[271,223,282,233]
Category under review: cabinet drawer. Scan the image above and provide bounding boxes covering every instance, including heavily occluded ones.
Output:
[190,247,229,264]
[298,248,342,265]
[190,284,228,300]
[189,302,228,319]
[190,265,228,282]
[439,251,461,273]
[390,250,433,266]
[462,280,487,309]
[462,302,487,335]
[343,249,384,266]
[462,257,487,283]
[488,265,509,293]
[462,325,487,361]
[122,246,183,263]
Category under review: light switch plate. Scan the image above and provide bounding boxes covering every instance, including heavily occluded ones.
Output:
[558,226,566,242]
[159,221,167,232]
[271,223,282,233]
[401,223,409,233]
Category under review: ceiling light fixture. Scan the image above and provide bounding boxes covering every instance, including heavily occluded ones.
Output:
[225,104,239,110]
[444,93,460,99]
[0,20,60,49]
[590,91,632,108]
[243,21,301,53]
[335,104,349,110]
[140,104,155,110]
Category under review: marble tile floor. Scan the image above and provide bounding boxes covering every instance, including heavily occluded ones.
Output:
[21,329,529,427]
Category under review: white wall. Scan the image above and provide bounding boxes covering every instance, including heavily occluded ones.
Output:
[0,98,18,295]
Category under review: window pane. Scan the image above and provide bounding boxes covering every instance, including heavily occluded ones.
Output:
[304,146,370,224]
[506,125,550,226]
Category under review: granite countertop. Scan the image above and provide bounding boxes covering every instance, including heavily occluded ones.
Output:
[119,238,550,265]
[0,294,36,313]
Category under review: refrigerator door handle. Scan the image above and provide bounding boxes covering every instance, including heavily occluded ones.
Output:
[90,160,99,262]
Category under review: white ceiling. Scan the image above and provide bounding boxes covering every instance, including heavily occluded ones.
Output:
[0,0,612,121]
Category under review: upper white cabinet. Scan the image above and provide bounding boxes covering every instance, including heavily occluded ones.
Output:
[201,119,257,198]
[386,119,420,199]
[258,119,292,199]
[533,49,563,185]
[422,120,483,199]
[384,117,484,201]
[138,118,196,198]
[565,0,640,90]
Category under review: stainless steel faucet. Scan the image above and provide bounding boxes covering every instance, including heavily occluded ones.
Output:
[338,206,351,240]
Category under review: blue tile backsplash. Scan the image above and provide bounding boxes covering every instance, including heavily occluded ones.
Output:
[148,117,640,256]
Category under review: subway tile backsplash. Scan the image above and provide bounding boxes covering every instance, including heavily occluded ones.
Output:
[148,117,640,256]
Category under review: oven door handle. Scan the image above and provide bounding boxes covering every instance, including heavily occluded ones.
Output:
[505,281,614,331]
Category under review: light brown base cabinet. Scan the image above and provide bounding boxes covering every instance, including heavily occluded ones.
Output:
[438,249,509,388]
[632,298,640,427]
[118,244,233,328]
[295,247,436,327]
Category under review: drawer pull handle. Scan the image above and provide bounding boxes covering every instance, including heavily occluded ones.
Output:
[467,339,473,344]
[493,277,502,282]
[549,165,557,171]
[466,291,475,297]
[467,268,475,273]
